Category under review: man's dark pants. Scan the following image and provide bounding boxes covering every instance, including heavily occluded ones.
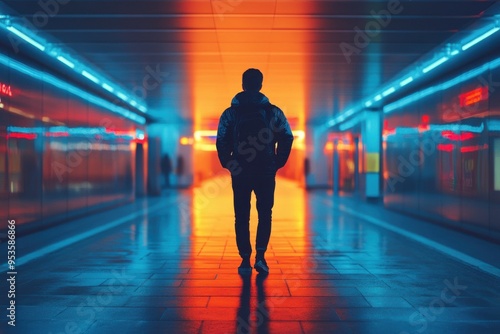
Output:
[231,173,276,259]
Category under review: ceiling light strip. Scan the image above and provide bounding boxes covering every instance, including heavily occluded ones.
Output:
[1,20,147,114]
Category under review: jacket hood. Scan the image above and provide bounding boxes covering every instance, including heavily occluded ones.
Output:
[231,91,269,107]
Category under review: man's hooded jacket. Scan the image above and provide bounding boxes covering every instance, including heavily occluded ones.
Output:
[216,91,294,176]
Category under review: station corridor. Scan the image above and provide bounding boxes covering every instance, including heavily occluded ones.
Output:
[3,176,500,334]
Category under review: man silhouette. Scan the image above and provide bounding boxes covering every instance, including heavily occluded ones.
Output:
[216,68,294,274]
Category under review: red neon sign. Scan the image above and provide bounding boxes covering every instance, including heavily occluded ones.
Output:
[437,144,454,152]
[441,131,475,141]
[459,87,488,107]
[8,133,37,140]
[0,82,12,97]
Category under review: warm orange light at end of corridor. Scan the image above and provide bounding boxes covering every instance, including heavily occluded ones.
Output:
[177,2,317,185]
[191,127,306,184]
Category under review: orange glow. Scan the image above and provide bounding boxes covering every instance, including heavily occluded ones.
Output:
[194,130,217,151]
[324,142,334,152]
[180,2,315,185]
[418,124,430,132]
[193,129,305,153]
[294,130,305,141]
[194,130,217,141]
[337,142,353,151]
[180,136,194,145]
[293,130,306,150]
[383,128,396,138]
[192,174,306,238]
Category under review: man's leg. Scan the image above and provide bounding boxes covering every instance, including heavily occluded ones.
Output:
[254,175,276,261]
[232,175,253,259]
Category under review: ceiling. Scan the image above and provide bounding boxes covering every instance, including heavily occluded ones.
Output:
[1,0,499,130]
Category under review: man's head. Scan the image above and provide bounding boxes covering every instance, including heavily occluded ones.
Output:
[242,68,263,92]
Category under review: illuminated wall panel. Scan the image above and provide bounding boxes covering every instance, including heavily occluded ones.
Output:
[0,49,144,233]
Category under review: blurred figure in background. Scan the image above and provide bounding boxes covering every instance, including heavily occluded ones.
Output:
[160,153,172,188]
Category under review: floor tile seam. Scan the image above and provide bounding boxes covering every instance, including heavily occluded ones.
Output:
[298,320,306,334]
[79,318,98,334]
[197,320,204,334]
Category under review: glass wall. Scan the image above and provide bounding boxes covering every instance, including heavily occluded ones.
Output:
[0,50,143,234]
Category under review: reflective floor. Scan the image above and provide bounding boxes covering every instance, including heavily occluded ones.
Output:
[2,176,500,333]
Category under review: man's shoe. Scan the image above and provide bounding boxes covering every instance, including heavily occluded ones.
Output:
[238,258,252,274]
[254,259,269,274]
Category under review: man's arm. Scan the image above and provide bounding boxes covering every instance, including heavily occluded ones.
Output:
[272,107,294,169]
[216,108,234,169]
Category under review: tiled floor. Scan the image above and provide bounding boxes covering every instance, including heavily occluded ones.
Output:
[2,176,500,333]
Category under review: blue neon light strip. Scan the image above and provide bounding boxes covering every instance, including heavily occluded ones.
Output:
[462,27,500,51]
[56,56,75,69]
[429,123,484,134]
[102,83,114,92]
[82,70,99,83]
[0,53,145,124]
[384,57,500,114]
[117,92,128,101]
[382,87,396,97]
[136,129,145,140]
[1,19,147,114]
[326,22,500,130]
[339,114,363,131]
[6,26,45,51]
[400,76,414,87]
[422,56,449,73]
[488,120,500,132]
[344,109,355,117]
